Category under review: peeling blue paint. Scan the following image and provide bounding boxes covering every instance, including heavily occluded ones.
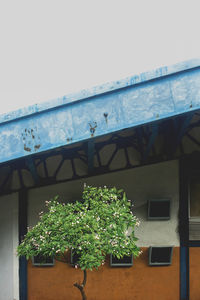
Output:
[0,58,199,125]
[0,59,199,164]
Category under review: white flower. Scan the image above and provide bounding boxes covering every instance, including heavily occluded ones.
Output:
[135,218,140,226]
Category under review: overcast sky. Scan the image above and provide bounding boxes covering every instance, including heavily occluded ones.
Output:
[0,0,199,114]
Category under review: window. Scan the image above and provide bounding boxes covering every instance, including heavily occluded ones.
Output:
[148,246,173,266]
[32,255,54,267]
[110,254,133,267]
[147,199,171,220]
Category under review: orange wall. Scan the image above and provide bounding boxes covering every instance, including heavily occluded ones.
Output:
[28,247,179,300]
[190,247,200,300]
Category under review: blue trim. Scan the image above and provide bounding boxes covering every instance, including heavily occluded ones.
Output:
[180,246,189,300]
[189,241,200,247]
[19,190,28,300]
[179,158,189,300]
[19,257,28,300]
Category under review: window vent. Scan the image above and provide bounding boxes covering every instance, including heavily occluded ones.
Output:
[110,254,133,267]
[147,199,171,220]
[32,255,54,267]
[189,220,200,240]
[149,246,173,266]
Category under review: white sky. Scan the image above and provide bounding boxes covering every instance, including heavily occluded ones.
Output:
[0,0,199,114]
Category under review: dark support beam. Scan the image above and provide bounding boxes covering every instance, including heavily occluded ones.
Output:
[0,169,11,191]
[186,133,200,147]
[136,127,144,161]
[173,114,194,154]
[71,159,77,177]
[19,189,28,300]
[162,119,176,158]
[143,124,158,161]
[25,157,39,184]
[88,140,95,174]
[179,159,189,300]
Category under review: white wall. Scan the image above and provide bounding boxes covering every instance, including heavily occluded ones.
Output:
[28,160,179,247]
[0,193,19,300]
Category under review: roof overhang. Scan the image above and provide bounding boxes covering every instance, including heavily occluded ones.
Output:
[0,58,200,165]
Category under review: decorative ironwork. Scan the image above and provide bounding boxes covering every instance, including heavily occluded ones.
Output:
[1,111,200,196]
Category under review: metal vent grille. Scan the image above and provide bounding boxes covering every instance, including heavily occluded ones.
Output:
[189,219,200,240]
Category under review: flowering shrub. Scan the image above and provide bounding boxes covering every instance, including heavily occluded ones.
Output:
[17,185,140,300]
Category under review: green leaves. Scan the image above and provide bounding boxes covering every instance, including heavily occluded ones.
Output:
[17,185,140,271]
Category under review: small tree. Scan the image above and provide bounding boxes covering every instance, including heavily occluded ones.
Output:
[17,185,141,300]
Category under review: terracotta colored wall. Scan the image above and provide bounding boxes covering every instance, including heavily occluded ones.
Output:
[28,247,179,300]
[190,247,200,300]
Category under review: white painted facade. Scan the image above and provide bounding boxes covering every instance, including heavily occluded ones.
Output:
[0,193,19,300]
[28,160,180,247]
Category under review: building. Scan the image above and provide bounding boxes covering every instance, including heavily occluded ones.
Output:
[0,59,200,300]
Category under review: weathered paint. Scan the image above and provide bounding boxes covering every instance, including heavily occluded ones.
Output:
[0,59,199,164]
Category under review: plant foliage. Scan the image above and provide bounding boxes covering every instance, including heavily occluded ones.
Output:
[17,185,140,271]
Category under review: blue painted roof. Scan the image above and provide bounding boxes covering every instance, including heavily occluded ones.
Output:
[0,58,199,125]
[0,58,200,164]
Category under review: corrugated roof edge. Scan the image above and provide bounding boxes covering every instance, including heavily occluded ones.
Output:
[0,58,199,125]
